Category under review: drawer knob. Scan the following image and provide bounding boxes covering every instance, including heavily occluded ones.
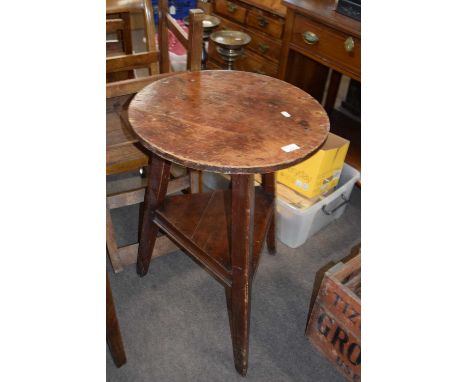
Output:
[258,43,269,54]
[302,31,319,45]
[344,36,355,53]
[227,2,237,13]
[257,16,269,28]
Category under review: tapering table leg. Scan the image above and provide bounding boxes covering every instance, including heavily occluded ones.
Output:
[262,172,276,254]
[107,273,126,367]
[137,154,171,276]
[229,174,254,376]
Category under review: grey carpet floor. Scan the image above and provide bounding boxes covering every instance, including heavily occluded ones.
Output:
[107,187,360,382]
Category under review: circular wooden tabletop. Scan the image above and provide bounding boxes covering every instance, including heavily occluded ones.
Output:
[128,70,329,174]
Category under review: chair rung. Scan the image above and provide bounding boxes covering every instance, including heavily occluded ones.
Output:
[107,175,191,209]
[116,236,179,269]
[106,73,179,98]
[106,52,158,73]
[106,18,125,33]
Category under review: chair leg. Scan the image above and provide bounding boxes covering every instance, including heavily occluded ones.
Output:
[106,200,124,273]
[262,173,276,255]
[107,274,126,367]
[229,174,254,376]
[137,154,171,276]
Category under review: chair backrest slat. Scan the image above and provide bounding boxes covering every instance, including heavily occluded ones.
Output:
[141,0,157,75]
[186,9,204,71]
[167,14,189,49]
[157,0,171,73]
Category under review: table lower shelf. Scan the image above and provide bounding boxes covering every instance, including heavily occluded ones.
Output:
[154,187,274,287]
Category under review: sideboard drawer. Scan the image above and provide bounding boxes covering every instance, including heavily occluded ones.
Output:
[208,43,278,77]
[247,29,282,62]
[292,14,360,78]
[216,15,281,62]
[217,14,245,32]
[236,51,279,77]
[214,0,247,24]
[245,10,283,39]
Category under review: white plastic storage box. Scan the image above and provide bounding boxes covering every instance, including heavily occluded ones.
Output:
[277,164,360,248]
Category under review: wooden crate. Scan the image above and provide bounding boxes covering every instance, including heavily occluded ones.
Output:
[306,250,361,381]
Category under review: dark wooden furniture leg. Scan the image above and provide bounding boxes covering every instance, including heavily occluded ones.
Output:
[261,172,276,255]
[137,154,171,276]
[107,273,127,367]
[229,174,254,376]
[324,70,342,113]
[106,200,124,272]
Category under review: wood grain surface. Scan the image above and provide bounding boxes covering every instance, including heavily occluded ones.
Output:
[153,186,273,286]
[241,0,287,17]
[128,70,329,174]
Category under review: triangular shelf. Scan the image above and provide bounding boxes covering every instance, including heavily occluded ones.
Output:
[154,187,274,286]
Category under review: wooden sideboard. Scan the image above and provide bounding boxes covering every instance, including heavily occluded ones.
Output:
[278,0,361,170]
[206,0,286,77]
[279,0,360,82]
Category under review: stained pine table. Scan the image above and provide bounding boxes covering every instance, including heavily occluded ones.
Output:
[128,70,329,376]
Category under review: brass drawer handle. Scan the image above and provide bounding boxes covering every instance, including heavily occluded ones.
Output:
[344,36,355,53]
[258,43,269,54]
[257,16,269,28]
[254,69,266,75]
[227,2,237,13]
[302,31,319,45]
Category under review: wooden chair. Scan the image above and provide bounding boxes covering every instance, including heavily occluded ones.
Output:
[106,0,204,76]
[106,10,133,59]
[106,0,205,273]
[106,0,157,82]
